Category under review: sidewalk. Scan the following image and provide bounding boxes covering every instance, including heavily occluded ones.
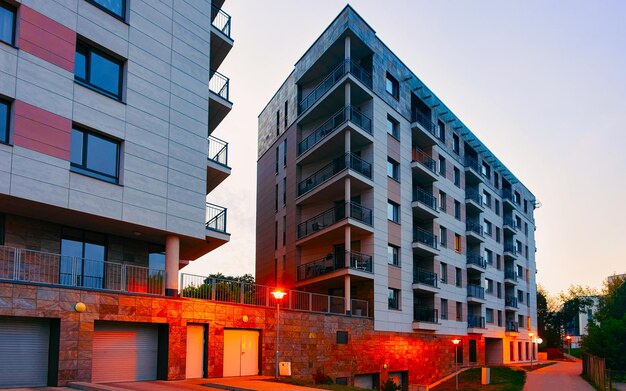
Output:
[523,358,594,391]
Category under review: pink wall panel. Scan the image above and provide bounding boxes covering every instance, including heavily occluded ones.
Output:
[18,6,76,72]
[13,101,71,160]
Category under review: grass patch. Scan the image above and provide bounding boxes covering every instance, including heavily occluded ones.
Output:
[431,366,526,391]
[519,362,557,371]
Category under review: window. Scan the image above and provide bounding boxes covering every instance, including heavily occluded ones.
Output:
[283,139,287,166]
[518,315,524,328]
[525,268,530,282]
[527,292,530,305]
[455,267,462,287]
[282,177,286,206]
[0,98,9,144]
[525,245,529,259]
[275,146,279,174]
[495,227,501,243]
[70,127,120,183]
[274,184,278,211]
[481,161,490,178]
[60,228,106,288]
[495,199,500,216]
[514,191,521,204]
[388,288,400,310]
[439,191,447,212]
[0,2,16,46]
[516,240,523,254]
[452,133,460,154]
[387,158,399,181]
[516,216,522,229]
[456,302,463,321]
[454,167,461,187]
[485,278,493,294]
[440,262,448,284]
[497,310,503,327]
[481,309,494,327]
[496,254,501,270]
[454,200,461,220]
[387,244,400,266]
[482,191,491,208]
[284,101,288,128]
[282,216,286,246]
[494,172,499,188]
[437,120,445,141]
[439,226,447,247]
[517,265,523,279]
[0,214,4,245]
[385,72,399,100]
[276,110,280,136]
[517,289,524,303]
[387,115,399,139]
[440,299,448,320]
[336,331,348,344]
[387,201,399,223]
[484,249,493,265]
[525,222,529,236]
[497,282,502,298]
[454,234,462,253]
[438,156,446,177]
[483,219,492,236]
[274,221,278,250]
[75,41,124,100]
[86,0,126,19]
[524,199,528,213]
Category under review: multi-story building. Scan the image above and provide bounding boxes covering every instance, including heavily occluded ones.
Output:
[0,0,232,386]
[257,5,538,366]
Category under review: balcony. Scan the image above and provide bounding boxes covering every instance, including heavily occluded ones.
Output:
[298,106,372,156]
[411,147,438,182]
[504,269,518,284]
[467,315,486,332]
[505,321,519,335]
[466,254,487,270]
[208,69,232,133]
[0,245,165,295]
[412,267,439,294]
[505,296,519,309]
[467,283,485,302]
[465,188,484,213]
[412,187,438,219]
[503,216,518,234]
[504,244,518,260]
[412,228,439,256]
[466,221,485,243]
[206,135,231,194]
[297,251,373,281]
[411,109,438,146]
[297,202,372,240]
[464,155,482,183]
[206,203,228,233]
[209,4,233,70]
[412,307,439,331]
[298,59,372,115]
[297,153,371,198]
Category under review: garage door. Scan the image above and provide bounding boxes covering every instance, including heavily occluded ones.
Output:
[0,317,50,388]
[92,322,158,383]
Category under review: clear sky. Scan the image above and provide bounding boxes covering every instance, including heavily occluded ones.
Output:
[182,0,626,296]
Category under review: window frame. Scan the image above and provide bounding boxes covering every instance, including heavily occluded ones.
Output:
[452,133,460,154]
[75,40,125,101]
[0,98,10,145]
[439,226,447,247]
[0,2,17,47]
[453,167,461,187]
[437,119,446,142]
[70,126,121,184]
[387,200,399,223]
[386,115,399,139]
[438,156,446,177]
[388,288,400,310]
[385,72,399,100]
[440,298,448,320]
[454,200,461,220]
[387,244,400,266]
[85,0,126,21]
[454,233,462,253]
[387,157,400,181]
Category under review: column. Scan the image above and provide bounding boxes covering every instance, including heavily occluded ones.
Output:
[165,235,180,296]
[344,275,351,315]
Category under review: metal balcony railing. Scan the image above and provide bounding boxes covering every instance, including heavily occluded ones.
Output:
[505,296,519,308]
[210,4,231,38]
[206,203,227,233]
[413,187,437,210]
[0,245,165,295]
[467,283,485,299]
[207,135,228,166]
[297,106,372,156]
[503,216,518,230]
[506,321,519,332]
[297,250,373,281]
[465,188,482,205]
[299,59,372,114]
[411,147,437,173]
[414,306,438,323]
[351,299,369,317]
[466,220,484,237]
[413,267,438,288]
[297,202,372,239]
[504,244,518,256]
[505,269,518,281]
[411,109,436,137]
[467,254,487,269]
[209,69,230,101]
[465,155,480,173]
[502,188,516,203]
[468,315,486,328]
[413,227,438,249]
[297,153,371,196]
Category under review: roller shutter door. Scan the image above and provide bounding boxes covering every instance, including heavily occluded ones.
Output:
[0,318,50,388]
[92,322,158,383]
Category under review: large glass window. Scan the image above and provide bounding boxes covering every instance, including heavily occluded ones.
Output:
[387,158,399,181]
[388,288,400,310]
[71,127,120,183]
[387,244,399,266]
[0,2,16,46]
[60,228,106,289]
[75,41,124,100]
[386,115,399,139]
[385,72,399,100]
[0,98,9,144]
[86,0,126,20]
[387,201,399,223]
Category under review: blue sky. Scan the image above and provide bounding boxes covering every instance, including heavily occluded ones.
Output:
[183,0,626,296]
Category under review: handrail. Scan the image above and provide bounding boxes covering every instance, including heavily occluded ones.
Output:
[505,269,518,281]
[411,109,436,137]
[296,250,373,281]
[465,155,480,173]
[466,220,484,236]
[413,227,438,249]
[209,69,230,101]
[299,59,372,114]
[505,296,519,308]
[506,321,519,332]
[297,202,372,239]
[467,254,486,269]
[503,216,518,230]
[413,267,438,287]
[411,147,437,173]
[504,244,518,256]
[468,315,486,328]
[210,4,231,38]
[467,283,485,299]
[297,153,371,196]
[207,135,228,166]
[465,188,482,205]
[206,202,227,233]
[297,106,372,156]
[413,187,437,210]
[414,306,438,323]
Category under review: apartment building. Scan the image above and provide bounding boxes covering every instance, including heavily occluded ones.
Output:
[0,0,233,386]
[257,5,538,368]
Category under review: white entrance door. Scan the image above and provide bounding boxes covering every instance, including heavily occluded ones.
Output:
[186,324,205,378]
[223,329,259,376]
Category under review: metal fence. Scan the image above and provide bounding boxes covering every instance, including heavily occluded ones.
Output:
[0,245,164,295]
[582,353,612,391]
[210,4,231,38]
[209,69,230,101]
[207,135,228,166]
[206,203,228,233]
[180,273,370,317]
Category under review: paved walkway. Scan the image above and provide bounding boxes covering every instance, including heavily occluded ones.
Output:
[523,359,594,391]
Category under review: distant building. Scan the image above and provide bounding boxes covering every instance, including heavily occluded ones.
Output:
[564,296,599,349]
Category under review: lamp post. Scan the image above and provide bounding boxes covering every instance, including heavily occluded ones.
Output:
[566,335,572,356]
[270,289,286,380]
[452,338,461,390]
[529,332,534,368]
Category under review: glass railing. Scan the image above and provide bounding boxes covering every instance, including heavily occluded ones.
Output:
[466,221,484,237]
[413,267,438,288]
[503,216,518,230]
[465,155,480,173]
[413,187,437,210]
[505,296,519,308]
[506,321,519,332]
[504,244,518,256]
[505,269,518,281]
[411,109,436,137]
[414,306,438,323]
[297,106,372,156]
[411,147,437,173]
[297,153,371,196]
[297,251,373,281]
[413,228,438,249]
[297,202,372,239]
[502,188,516,203]
[467,283,485,299]
[467,254,487,269]
[206,203,227,233]
[207,135,228,166]
[468,315,486,328]
[465,188,481,205]
[209,69,230,101]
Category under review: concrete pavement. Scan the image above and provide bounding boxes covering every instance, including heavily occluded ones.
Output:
[523,359,594,391]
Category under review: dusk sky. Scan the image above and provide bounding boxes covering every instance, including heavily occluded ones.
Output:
[182,0,626,296]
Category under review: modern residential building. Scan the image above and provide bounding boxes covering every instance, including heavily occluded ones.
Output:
[564,296,599,349]
[257,4,538,369]
[0,0,233,386]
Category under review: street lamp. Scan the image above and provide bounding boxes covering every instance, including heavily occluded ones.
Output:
[270,289,286,379]
[566,335,572,355]
[452,338,461,390]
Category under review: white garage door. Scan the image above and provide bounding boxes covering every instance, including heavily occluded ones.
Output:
[0,318,50,388]
[92,322,159,383]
